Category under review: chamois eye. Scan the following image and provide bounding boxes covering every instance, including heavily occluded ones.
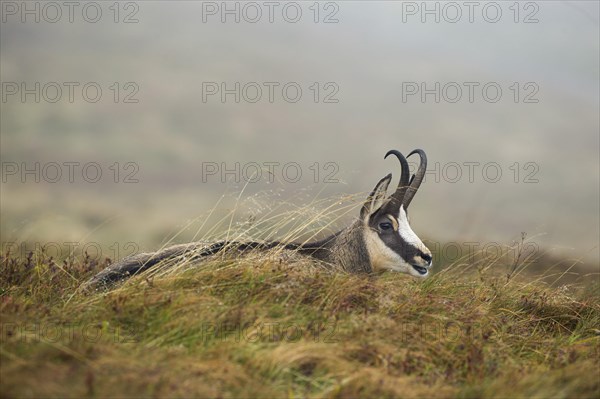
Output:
[379,222,393,231]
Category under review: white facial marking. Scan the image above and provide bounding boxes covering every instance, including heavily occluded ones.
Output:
[398,206,425,248]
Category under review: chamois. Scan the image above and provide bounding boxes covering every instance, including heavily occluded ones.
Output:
[88,149,432,287]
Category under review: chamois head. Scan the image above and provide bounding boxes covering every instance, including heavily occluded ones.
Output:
[360,149,432,278]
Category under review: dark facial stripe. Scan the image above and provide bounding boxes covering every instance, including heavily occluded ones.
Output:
[377,227,421,263]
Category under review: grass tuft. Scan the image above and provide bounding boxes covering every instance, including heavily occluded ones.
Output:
[1,245,598,398]
[1,196,598,397]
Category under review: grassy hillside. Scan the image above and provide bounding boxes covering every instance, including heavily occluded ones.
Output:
[1,247,599,398]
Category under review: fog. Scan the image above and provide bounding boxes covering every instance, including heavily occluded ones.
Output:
[1,1,598,267]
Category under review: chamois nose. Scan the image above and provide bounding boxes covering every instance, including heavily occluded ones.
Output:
[420,252,432,264]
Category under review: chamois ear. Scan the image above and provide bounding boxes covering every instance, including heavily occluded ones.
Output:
[360,173,392,221]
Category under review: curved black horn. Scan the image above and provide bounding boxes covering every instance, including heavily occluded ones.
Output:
[402,149,427,209]
[382,150,410,212]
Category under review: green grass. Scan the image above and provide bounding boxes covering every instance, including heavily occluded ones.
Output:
[1,248,599,398]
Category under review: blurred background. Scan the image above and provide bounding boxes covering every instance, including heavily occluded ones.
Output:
[1,1,598,268]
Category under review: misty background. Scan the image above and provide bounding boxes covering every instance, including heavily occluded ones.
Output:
[1,1,598,268]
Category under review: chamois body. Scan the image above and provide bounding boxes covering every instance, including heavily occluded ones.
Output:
[89,220,371,287]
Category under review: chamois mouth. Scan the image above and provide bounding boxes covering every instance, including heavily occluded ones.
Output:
[411,265,428,275]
